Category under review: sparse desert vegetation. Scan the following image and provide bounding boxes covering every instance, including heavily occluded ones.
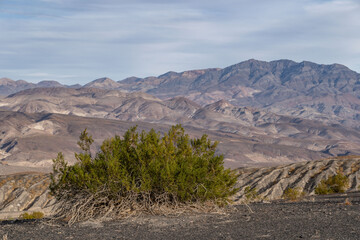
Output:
[2,157,360,218]
[315,169,350,195]
[19,211,44,220]
[244,186,261,202]
[282,187,305,201]
[1,200,360,239]
[235,158,360,201]
[1,156,360,239]
[50,125,238,223]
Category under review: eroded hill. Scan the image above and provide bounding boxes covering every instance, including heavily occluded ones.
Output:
[1,157,359,219]
[2,87,360,171]
[1,110,344,172]
[2,59,360,128]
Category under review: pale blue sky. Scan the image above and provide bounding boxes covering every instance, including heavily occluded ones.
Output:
[0,0,359,84]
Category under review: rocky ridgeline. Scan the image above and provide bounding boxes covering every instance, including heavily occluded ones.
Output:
[0,157,360,218]
[234,157,360,202]
[0,173,55,219]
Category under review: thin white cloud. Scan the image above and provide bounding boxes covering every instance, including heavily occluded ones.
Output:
[305,0,359,14]
[22,72,77,78]
[0,0,359,84]
[23,72,53,77]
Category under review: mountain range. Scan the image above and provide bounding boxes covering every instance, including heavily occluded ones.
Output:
[0,78,80,97]
[2,59,360,128]
[1,59,360,173]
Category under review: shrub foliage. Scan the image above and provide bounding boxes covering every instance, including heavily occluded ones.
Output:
[50,125,238,223]
[314,170,349,195]
[282,187,305,201]
[244,186,260,202]
[19,211,44,220]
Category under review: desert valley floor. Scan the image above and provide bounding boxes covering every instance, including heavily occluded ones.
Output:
[1,194,360,240]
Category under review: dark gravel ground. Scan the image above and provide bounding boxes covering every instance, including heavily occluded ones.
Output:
[1,195,360,240]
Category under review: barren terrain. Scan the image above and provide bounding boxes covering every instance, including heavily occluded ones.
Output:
[1,59,360,172]
[1,196,360,240]
[1,157,359,220]
[2,59,360,129]
[1,87,360,171]
[3,108,356,172]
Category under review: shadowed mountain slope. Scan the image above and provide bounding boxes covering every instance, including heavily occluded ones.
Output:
[0,78,67,96]
[83,77,121,89]
[0,78,36,96]
[1,60,360,170]
[0,110,343,172]
[2,59,360,127]
[116,60,360,128]
[1,86,360,171]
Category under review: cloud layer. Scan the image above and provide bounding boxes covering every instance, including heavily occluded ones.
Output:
[0,0,359,84]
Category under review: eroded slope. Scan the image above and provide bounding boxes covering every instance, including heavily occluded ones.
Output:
[1,157,359,218]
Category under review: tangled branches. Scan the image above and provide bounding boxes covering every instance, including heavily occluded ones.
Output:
[53,188,226,225]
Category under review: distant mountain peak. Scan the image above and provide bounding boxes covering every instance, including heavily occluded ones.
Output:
[159,71,178,78]
[0,77,15,84]
[89,77,116,84]
[37,80,63,88]
[118,76,141,83]
[83,77,120,89]
[206,99,234,109]
[95,77,113,82]
[180,69,220,78]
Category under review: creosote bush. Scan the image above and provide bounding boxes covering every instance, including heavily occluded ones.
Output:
[50,125,239,223]
[244,186,260,202]
[282,187,305,201]
[19,211,44,220]
[315,169,349,195]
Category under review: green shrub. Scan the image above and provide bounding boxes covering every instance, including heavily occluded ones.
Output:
[244,186,260,202]
[282,187,305,201]
[315,170,349,195]
[19,211,44,220]
[50,125,239,223]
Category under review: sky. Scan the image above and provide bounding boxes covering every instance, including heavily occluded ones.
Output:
[0,0,359,85]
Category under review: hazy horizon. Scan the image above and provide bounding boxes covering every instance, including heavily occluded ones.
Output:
[1,58,359,86]
[1,0,359,85]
